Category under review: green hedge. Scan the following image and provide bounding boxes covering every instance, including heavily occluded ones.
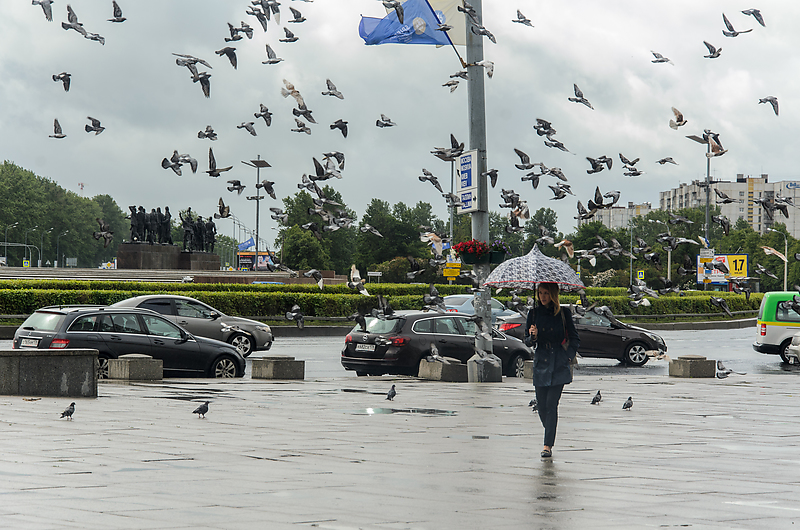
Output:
[0,286,763,318]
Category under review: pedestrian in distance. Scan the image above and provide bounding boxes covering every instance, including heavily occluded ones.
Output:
[524,282,580,458]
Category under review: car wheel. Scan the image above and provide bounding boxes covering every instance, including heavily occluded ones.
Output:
[96,355,110,379]
[507,354,526,378]
[229,333,253,357]
[210,356,238,378]
[780,340,793,363]
[624,343,649,367]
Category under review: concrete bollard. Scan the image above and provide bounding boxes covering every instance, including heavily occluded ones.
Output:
[467,353,503,383]
[418,358,468,382]
[108,354,163,381]
[523,360,533,380]
[251,355,305,380]
[669,355,716,378]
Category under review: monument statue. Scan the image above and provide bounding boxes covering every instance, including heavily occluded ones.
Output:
[162,206,173,245]
[205,217,216,253]
[180,208,194,251]
[128,205,140,242]
[193,215,206,252]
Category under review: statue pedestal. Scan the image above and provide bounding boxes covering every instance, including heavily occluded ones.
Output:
[177,252,220,271]
[117,243,180,269]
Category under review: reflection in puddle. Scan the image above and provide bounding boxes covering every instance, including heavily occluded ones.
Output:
[350,408,457,416]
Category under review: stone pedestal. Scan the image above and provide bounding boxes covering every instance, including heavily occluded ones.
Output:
[669,355,716,378]
[178,252,221,271]
[251,355,305,380]
[117,243,180,269]
[418,358,468,382]
[0,349,97,397]
[108,354,162,380]
[467,353,503,383]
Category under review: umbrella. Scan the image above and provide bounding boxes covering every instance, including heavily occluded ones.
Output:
[483,245,585,292]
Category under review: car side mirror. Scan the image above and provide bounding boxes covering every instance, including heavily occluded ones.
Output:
[176,331,189,344]
[209,312,220,320]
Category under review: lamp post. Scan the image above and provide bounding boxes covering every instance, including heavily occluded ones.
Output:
[56,230,69,268]
[39,228,53,267]
[23,226,38,264]
[242,155,271,271]
[767,227,788,291]
[3,222,18,263]
[686,130,724,243]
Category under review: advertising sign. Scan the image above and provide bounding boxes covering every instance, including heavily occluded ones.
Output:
[456,150,478,214]
[696,254,748,285]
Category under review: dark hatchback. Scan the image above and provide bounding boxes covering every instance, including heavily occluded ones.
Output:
[341,311,533,377]
[495,306,667,366]
[13,306,246,378]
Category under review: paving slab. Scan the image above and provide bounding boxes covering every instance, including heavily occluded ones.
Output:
[0,371,799,529]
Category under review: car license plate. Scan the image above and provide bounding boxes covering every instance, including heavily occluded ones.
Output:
[354,343,375,352]
[20,338,39,348]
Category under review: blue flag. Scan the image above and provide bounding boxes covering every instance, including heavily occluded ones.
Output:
[238,237,254,251]
[359,0,450,46]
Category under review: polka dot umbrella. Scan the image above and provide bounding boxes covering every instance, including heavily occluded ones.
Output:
[483,245,585,292]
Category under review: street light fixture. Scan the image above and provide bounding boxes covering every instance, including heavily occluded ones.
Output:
[56,230,69,268]
[3,221,18,263]
[39,228,53,267]
[23,226,38,265]
[687,130,724,244]
[767,227,788,291]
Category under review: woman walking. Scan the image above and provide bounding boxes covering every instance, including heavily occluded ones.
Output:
[524,282,580,458]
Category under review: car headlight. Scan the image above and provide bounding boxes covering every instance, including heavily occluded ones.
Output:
[255,326,270,333]
[645,332,665,346]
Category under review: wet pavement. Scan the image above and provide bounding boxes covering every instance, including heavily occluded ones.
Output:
[2,327,800,528]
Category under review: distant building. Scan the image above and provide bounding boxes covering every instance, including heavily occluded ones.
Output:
[659,174,800,237]
[580,202,654,230]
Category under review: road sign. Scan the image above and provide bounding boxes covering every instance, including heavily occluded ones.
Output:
[443,268,461,278]
[456,150,479,214]
[699,248,714,258]
[22,260,30,268]
[444,262,461,268]
[637,270,644,280]
[367,271,382,277]
[696,254,748,285]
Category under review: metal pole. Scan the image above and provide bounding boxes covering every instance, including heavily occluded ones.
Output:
[467,1,488,247]
[255,157,261,270]
[785,234,788,291]
[449,160,454,245]
[3,222,18,262]
[629,219,633,285]
[705,142,711,242]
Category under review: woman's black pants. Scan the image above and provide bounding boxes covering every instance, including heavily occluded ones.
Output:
[535,384,564,447]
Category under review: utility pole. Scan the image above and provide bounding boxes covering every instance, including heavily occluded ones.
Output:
[243,156,270,271]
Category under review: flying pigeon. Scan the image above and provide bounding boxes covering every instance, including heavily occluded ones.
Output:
[568,84,593,109]
[361,223,383,237]
[197,125,217,140]
[52,72,71,92]
[376,114,396,128]
[93,218,114,247]
[285,304,305,329]
[321,79,343,99]
[759,96,779,116]
[237,122,257,136]
[304,268,324,289]
[650,51,673,64]
[256,180,276,199]
[254,104,272,126]
[512,9,533,26]
[60,402,75,420]
[330,119,348,138]
[33,0,54,22]
[703,41,722,59]
[49,118,66,139]
[214,198,230,219]
[669,107,687,129]
[288,6,306,23]
[62,4,87,35]
[192,401,209,418]
[206,148,232,177]
[215,47,237,69]
[262,44,283,65]
[85,116,104,135]
[741,8,765,27]
[279,27,298,43]
[108,1,126,22]
[656,157,678,165]
[722,13,752,37]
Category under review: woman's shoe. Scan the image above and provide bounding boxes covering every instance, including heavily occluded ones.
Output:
[540,449,552,458]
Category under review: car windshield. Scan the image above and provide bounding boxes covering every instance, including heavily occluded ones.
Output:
[20,312,65,331]
[445,296,471,306]
[352,317,402,334]
[577,312,613,327]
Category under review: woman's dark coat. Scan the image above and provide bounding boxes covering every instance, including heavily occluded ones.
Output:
[524,303,581,387]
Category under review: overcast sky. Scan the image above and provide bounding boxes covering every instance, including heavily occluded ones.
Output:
[1,1,797,242]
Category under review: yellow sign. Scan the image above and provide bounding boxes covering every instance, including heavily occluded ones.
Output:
[637,270,644,280]
[444,262,461,268]
[726,254,748,278]
[22,260,30,268]
[443,268,461,277]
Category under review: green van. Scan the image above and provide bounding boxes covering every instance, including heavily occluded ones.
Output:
[753,291,800,362]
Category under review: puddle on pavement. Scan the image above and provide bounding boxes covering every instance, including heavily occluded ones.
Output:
[349,407,457,416]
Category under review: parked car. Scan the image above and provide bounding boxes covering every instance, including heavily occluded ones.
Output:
[341,311,532,377]
[13,306,246,378]
[443,294,517,322]
[753,291,799,363]
[111,295,272,356]
[495,306,667,366]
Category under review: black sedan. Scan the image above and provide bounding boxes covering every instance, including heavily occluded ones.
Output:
[13,306,246,378]
[495,306,667,366]
[341,311,533,377]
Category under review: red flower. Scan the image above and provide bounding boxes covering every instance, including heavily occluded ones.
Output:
[453,239,490,257]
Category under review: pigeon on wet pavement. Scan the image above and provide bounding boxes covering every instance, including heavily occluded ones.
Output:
[591,391,602,405]
[386,384,396,401]
[623,397,633,410]
[193,401,209,418]
[61,402,75,420]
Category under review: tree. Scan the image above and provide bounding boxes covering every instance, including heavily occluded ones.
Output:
[281,225,332,271]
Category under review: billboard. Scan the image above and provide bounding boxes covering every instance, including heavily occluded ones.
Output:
[696,254,748,285]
